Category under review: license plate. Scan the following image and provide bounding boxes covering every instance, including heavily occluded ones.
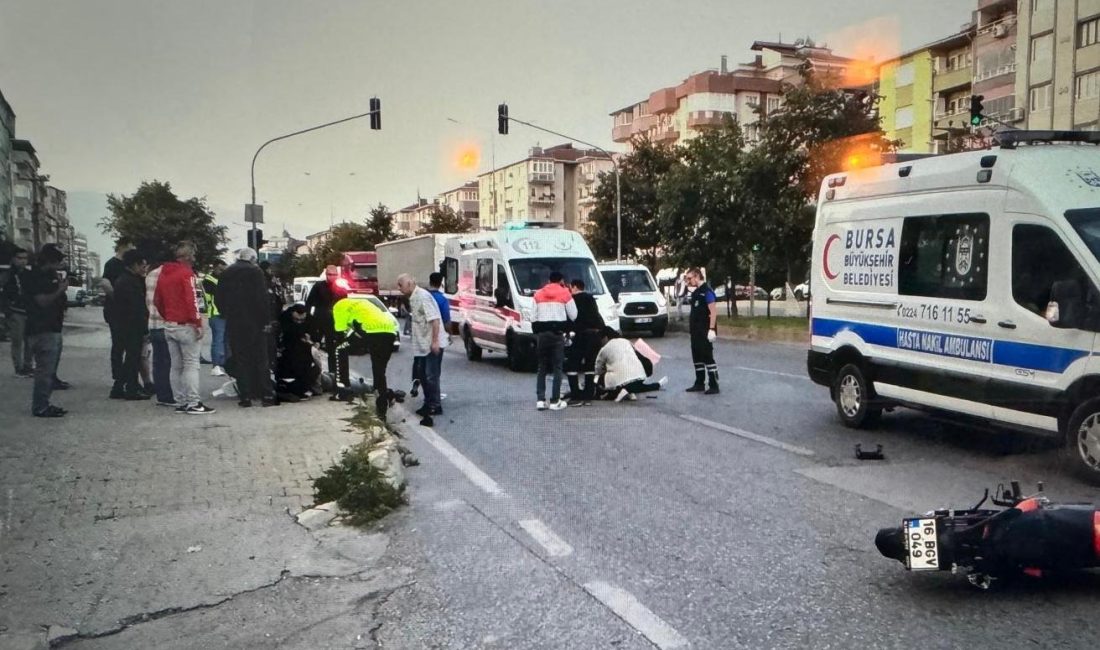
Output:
[635,317,652,324]
[903,518,940,571]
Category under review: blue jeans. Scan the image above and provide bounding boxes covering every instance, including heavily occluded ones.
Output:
[209,316,227,367]
[149,328,174,403]
[29,332,62,413]
[423,350,443,411]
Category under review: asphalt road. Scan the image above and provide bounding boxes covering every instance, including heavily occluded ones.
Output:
[354,331,1100,649]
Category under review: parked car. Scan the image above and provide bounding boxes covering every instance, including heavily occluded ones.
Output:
[770,287,786,301]
[734,285,768,300]
[65,287,86,307]
[793,281,811,301]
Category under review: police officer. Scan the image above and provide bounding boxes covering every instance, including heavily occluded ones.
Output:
[332,294,398,416]
[684,268,719,394]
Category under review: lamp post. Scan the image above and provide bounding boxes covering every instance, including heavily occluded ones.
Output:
[249,100,381,248]
[498,112,621,261]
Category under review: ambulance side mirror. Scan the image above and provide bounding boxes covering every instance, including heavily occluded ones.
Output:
[1047,280,1084,329]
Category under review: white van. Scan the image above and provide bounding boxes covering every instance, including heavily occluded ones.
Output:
[599,262,667,336]
[808,131,1100,484]
[444,224,619,371]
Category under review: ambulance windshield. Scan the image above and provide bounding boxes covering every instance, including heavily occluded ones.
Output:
[1066,208,1100,263]
[510,258,605,296]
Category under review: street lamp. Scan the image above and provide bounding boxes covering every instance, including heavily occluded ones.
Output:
[496,106,622,261]
[248,99,381,248]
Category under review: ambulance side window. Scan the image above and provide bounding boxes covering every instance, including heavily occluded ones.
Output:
[444,257,458,294]
[476,259,494,296]
[1012,225,1087,317]
[495,265,513,309]
[898,214,989,301]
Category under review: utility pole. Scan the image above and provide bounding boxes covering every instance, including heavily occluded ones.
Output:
[497,105,622,260]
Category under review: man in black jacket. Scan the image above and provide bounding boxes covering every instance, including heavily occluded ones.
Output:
[305,266,340,377]
[565,278,605,406]
[216,248,276,407]
[112,249,150,400]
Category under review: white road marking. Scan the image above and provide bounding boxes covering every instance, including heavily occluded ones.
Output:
[584,581,689,649]
[679,414,815,457]
[413,425,504,496]
[735,366,807,380]
[518,519,574,557]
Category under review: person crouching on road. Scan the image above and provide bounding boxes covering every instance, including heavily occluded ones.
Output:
[595,327,668,402]
[533,271,577,411]
[215,247,275,408]
[565,278,605,407]
[398,273,443,427]
[275,303,319,401]
[112,249,151,400]
[154,242,215,414]
[684,268,719,395]
[331,292,397,418]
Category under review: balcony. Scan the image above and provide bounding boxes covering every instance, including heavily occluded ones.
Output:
[933,67,972,93]
[687,110,734,129]
[652,126,680,144]
[581,171,597,184]
[974,63,1016,83]
[578,195,597,206]
[612,123,633,142]
[529,171,555,184]
[529,194,555,205]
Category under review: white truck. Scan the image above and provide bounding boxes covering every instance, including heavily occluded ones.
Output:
[375,234,460,305]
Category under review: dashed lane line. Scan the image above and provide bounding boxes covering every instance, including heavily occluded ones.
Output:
[584,581,689,649]
[518,518,574,557]
[412,424,504,496]
[679,414,815,457]
[734,365,808,380]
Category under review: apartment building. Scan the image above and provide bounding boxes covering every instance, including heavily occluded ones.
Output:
[971,0,1021,126]
[610,41,856,151]
[71,232,89,282]
[476,143,613,231]
[11,139,41,251]
[394,199,429,237]
[44,186,68,248]
[438,181,480,230]
[575,154,616,228]
[0,89,13,245]
[1016,0,1100,130]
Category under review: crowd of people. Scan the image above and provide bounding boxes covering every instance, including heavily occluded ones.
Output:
[1,237,718,423]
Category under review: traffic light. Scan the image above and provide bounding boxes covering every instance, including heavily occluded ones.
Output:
[247,228,265,250]
[498,103,509,135]
[970,95,985,126]
[369,97,381,130]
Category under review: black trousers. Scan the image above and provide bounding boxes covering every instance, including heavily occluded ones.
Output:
[119,329,145,393]
[108,321,125,385]
[228,323,272,401]
[336,331,396,398]
[622,379,661,394]
[565,330,602,399]
[690,331,718,386]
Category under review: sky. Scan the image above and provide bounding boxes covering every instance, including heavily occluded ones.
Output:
[0,0,972,260]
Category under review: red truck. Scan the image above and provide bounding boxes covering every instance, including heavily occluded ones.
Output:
[338,251,378,295]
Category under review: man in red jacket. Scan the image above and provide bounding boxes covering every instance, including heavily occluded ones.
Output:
[154,242,215,414]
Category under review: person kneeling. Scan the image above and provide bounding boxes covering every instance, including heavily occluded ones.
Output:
[594,327,667,402]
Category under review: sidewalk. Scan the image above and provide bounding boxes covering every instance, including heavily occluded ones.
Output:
[0,310,406,649]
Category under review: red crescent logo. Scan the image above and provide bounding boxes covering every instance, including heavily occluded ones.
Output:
[823,234,840,280]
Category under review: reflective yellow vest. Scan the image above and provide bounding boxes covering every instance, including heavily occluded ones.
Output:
[202,275,219,318]
[332,297,396,334]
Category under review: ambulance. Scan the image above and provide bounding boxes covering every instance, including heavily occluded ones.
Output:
[807,131,1100,484]
[443,224,619,371]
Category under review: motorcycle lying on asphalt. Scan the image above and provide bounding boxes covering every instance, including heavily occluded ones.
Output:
[875,482,1100,589]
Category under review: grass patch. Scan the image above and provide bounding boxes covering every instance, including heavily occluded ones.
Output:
[312,403,407,526]
[715,316,808,342]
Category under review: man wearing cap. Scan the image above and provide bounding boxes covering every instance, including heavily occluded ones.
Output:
[25,244,69,417]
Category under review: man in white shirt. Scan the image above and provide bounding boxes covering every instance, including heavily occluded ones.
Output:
[398,273,442,426]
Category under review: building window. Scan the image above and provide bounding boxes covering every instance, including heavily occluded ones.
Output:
[1032,34,1053,62]
[766,96,781,113]
[1030,84,1053,111]
[946,94,971,115]
[895,106,915,129]
[1081,18,1100,48]
[1076,70,1100,100]
[1032,0,1053,14]
[476,259,494,296]
[899,214,989,301]
[895,62,916,86]
[945,50,971,71]
[742,93,760,110]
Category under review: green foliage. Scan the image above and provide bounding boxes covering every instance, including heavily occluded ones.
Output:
[417,205,473,235]
[312,204,398,267]
[365,203,398,243]
[585,139,678,269]
[100,180,228,267]
[312,445,406,526]
[289,252,324,278]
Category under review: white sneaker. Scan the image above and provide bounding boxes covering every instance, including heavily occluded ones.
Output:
[211,366,226,377]
[549,400,567,411]
[537,400,548,411]
[627,394,638,401]
[614,388,630,402]
[657,376,668,388]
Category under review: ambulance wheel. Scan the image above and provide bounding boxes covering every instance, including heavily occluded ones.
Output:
[506,336,525,373]
[833,363,881,429]
[1062,399,1100,486]
[464,328,482,361]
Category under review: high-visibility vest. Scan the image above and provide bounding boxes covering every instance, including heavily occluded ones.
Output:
[333,297,396,335]
[202,275,219,318]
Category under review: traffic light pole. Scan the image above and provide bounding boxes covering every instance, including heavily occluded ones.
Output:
[502,115,622,261]
[249,102,381,249]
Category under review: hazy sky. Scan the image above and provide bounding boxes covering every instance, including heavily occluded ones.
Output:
[1,0,970,258]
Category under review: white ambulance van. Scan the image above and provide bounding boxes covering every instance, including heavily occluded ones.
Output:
[443,224,619,371]
[808,131,1100,484]
[599,262,668,337]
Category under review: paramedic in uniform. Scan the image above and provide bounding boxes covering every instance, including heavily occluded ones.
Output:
[684,268,719,394]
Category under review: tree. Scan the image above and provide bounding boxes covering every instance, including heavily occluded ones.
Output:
[365,203,398,243]
[657,116,751,285]
[584,139,678,270]
[100,180,228,268]
[312,204,399,266]
[417,205,473,235]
